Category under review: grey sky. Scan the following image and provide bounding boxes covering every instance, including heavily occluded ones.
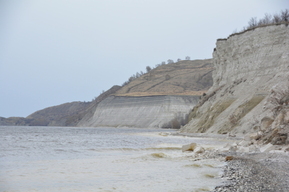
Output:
[0,0,288,117]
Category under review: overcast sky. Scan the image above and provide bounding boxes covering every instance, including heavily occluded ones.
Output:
[0,0,288,118]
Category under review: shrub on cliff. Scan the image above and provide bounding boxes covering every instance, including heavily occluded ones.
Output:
[281,9,289,22]
[165,74,171,80]
[246,9,289,30]
[146,66,152,73]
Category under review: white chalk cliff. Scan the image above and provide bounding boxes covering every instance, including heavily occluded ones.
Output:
[77,59,213,129]
[78,95,199,128]
[181,24,289,137]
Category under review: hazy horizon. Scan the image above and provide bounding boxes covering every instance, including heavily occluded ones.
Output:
[1,0,288,117]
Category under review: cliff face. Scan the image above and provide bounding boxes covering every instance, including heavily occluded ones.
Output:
[181,24,289,136]
[77,59,213,128]
[78,95,199,128]
[76,85,122,127]
[213,25,289,89]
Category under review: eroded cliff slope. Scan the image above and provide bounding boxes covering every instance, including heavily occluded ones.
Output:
[78,95,199,128]
[181,24,289,137]
[78,60,213,128]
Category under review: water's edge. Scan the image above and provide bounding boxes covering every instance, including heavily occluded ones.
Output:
[0,126,233,192]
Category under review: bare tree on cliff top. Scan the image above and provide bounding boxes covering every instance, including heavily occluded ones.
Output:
[146,66,151,73]
[273,13,282,23]
[281,9,289,22]
[246,9,289,31]
[258,13,273,25]
[248,17,258,29]
[167,59,174,64]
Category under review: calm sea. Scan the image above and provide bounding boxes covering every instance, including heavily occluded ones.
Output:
[0,126,228,192]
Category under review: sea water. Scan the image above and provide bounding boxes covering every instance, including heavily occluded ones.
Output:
[0,126,229,192]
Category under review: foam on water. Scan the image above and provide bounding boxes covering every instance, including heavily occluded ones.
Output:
[0,126,230,192]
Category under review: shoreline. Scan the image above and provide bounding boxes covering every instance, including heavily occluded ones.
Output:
[167,131,289,192]
[172,132,243,140]
[212,152,289,192]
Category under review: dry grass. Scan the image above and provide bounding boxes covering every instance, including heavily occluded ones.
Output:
[114,91,207,97]
[193,99,236,133]
[218,22,289,42]
[115,59,213,96]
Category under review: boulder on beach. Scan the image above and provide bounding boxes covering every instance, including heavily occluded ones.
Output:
[194,146,205,154]
[182,143,197,152]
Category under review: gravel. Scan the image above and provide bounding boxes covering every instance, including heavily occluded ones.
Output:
[212,152,289,192]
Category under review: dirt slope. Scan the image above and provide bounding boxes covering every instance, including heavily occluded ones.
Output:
[115,59,213,96]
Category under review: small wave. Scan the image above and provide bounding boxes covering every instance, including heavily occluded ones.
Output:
[119,148,141,151]
[19,146,28,149]
[184,163,202,168]
[146,143,182,151]
[105,148,141,152]
[145,147,181,151]
[54,149,80,153]
[204,173,216,178]
[87,148,102,152]
[203,164,215,168]
[101,147,180,152]
[54,149,65,152]
[193,187,211,192]
[150,152,167,158]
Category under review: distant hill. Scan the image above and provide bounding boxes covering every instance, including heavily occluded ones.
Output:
[26,101,91,126]
[0,59,213,126]
[0,116,30,126]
